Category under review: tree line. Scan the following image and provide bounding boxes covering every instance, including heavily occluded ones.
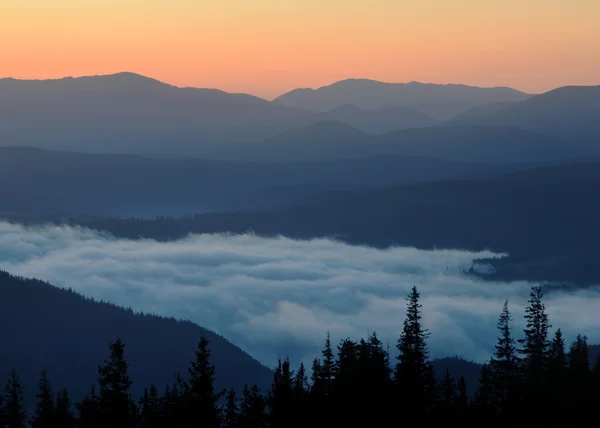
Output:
[1,285,599,427]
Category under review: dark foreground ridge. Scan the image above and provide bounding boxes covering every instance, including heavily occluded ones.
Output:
[0,270,273,413]
[1,273,599,426]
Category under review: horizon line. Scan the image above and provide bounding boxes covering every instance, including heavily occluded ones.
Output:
[0,70,546,100]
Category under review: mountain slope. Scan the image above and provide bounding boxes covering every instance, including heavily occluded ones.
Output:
[273,79,530,119]
[208,122,599,163]
[0,146,535,216]
[0,73,503,157]
[0,72,311,156]
[25,159,600,285]
[0,270,273,409]
[447,85,600,141]
[319,104,439,133]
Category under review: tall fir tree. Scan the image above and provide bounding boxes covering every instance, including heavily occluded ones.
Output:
[567,334,591,412]
[222,389,239,428]
[547,329,568,414]
[3,370,27,428]
[518,286,551,399]
[31,370,55,428]
[268,358,294,427]
[395,286,436,415]
[456,376,469,419]
[488,300,520,414]
[185,337,223,428]
[474,363,494,419]
[238,384,266,428]
[320,332,336,396]
[437,369,457,419]
[76,385,101,428]
[138,385,161,428]
[56,388,75,428]
[97,339,135,428]
[292,362,308,425]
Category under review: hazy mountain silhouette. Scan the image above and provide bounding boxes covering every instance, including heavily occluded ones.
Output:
[30,159,600,286]
[272,78,530,119]
[447,85,600,141]
[0,270,273,410]
[449,101,516,121]
[0,146,535,217]
[205,121,599,163]
[0,73,465,157]
[318,104,439,133]
[0,72,312,155]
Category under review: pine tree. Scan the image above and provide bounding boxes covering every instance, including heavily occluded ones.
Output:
[547,329,567,413]
[76,385,101,428]
[138,385,160,428]
[31,370,55,428]
[222,389,239,428]
[518,286,551,395]
[161,376,187,427]
[473,363,494,419]
[456,376,469,418]
[238,384,266,428]
[97,339,134,428]
[567,334,591,412]
[437,369,457,418]
[321,332,336,396]
[268,358,294,427]
[395,286,435,414]
[488,300,519,414]
[292,363,308,425]
[185,337,223,428]
[56,388,75,428]
[3,370,27,428]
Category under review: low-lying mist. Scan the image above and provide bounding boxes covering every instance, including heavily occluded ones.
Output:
[1,221,598,368]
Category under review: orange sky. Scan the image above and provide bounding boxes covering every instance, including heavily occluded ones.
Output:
[1,0,599,99]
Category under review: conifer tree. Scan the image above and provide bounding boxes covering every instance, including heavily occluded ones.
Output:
[31,370,55,428]
[488,300,519,414]
[97,339,134,428]
[292,362,308,425]
[320,332,336,395]
[438,369,457,418]
[473,363,494,419]
[138,385,160,428]
[567,335,590,412]
[547,329,567,411]
[395,286,435,414]
[239,384,266,428]
[268,358,294,427]
[56,388,75,428]
[3,370,27,428]
[76,385,101,428]
[456,376,469,417]
[161,377,187,427]
[185,337,223,428]
[519,286,551,394]
[222,389,239,428]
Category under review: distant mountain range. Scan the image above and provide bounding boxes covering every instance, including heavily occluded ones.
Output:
[273,78,531,119]
[1,72,598,159]
[446,85,600,141]
[15,159,600,286]
[0,146,536,216]
[204,122,598,163]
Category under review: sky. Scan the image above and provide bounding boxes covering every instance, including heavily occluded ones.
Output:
[1,222,599,368]
[1,0,599,99]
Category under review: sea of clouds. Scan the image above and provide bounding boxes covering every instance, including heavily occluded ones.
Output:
[1,221,599,368]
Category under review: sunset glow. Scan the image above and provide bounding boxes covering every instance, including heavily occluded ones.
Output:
[2,0,599,98]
